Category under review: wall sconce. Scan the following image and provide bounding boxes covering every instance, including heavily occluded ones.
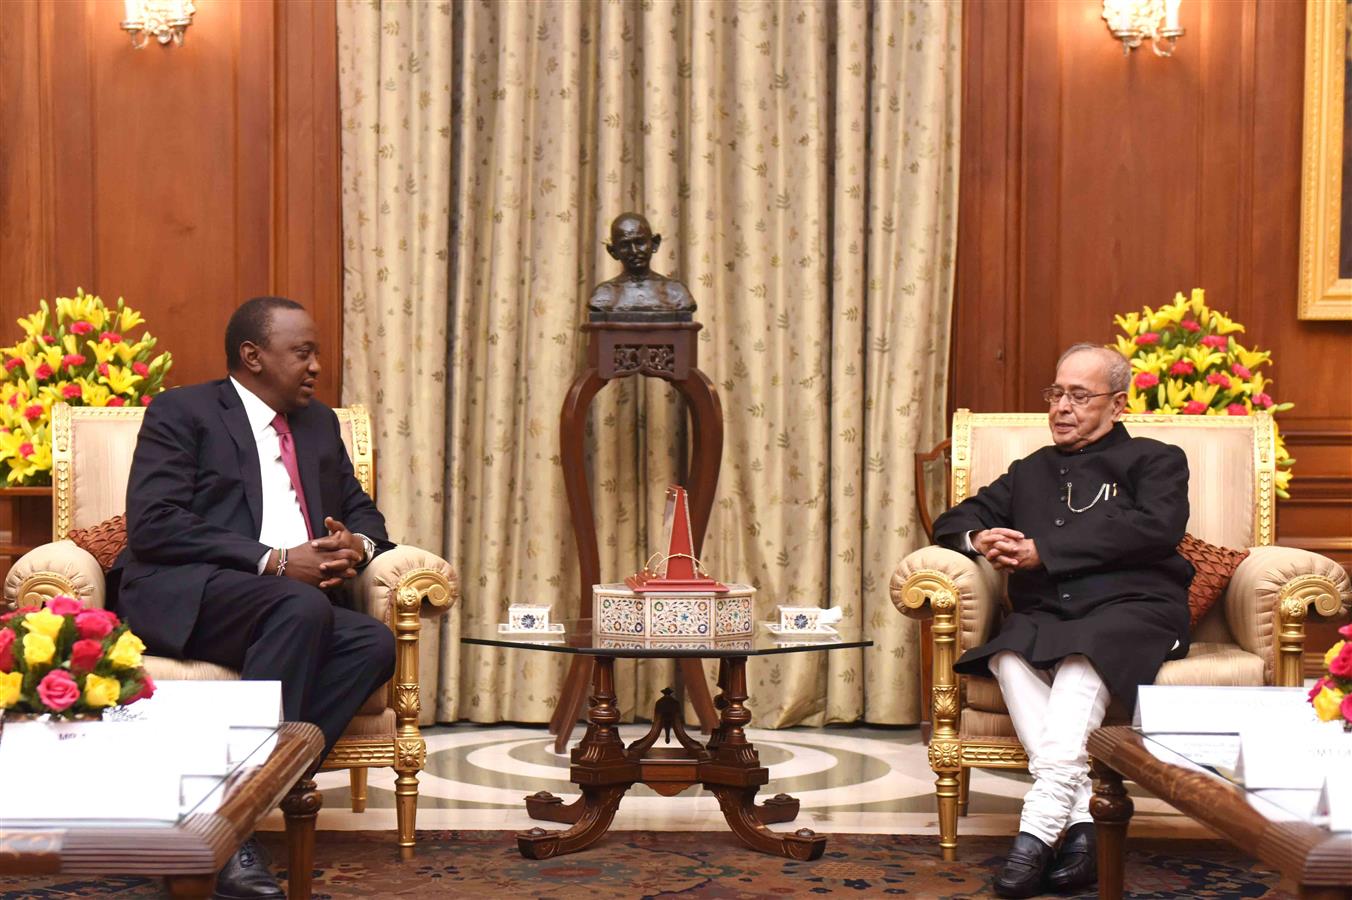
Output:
[121,0,196,48]
[1102,0,1184,57]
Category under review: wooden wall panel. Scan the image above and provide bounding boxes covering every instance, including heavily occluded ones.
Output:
[0,0,341,402]
[955,0,1352,656]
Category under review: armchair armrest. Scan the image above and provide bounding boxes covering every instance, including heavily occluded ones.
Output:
[890,545,1003,652]
[3,540,107,611]
[1222,545,1351,686]
[351,544,458,626]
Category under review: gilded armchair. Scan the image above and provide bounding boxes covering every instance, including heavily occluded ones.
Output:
[3,403,458,853]
[890,409,1351,860]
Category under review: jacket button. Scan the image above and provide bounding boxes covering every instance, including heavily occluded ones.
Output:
[1054,517,1065,527]
[1059,466,1068,475]
[1061,593,1071,601]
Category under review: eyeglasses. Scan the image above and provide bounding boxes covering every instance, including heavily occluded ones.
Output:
[1042,387,1117,407]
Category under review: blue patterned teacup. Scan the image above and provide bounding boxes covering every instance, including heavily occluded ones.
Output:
[508,605,552,631]
[777,606,824,632]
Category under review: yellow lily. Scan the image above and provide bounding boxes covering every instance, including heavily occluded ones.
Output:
[1248,372,1270,396]
[17,305,48,339]
[56,290,108,330]
[1209,309,1246,334]
[1147,300,1185,331]
[80,383,114,406]
[1185,346,1225,372]
[1114,312,1143,335]
[114,337,153,366]
[1130,351,1168,375]
[117,305,146,333]
[1126,393,1150,413]
[1192,382,1221,406]
[6,441,51,483]
[1165,378,1191,407]
[85,339,119,366]
[1113,335,1137,358]
[100,364,143,395]
[1234,346,1270,370]
[1189,288,1206,316]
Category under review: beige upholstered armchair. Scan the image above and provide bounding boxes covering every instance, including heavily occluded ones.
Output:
[3,404,457,853]
[890,410,1351,860]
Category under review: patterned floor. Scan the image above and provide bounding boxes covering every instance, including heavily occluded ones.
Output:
[260,723,1214,840]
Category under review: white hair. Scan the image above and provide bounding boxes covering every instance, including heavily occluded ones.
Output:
[1057,343,1130,393]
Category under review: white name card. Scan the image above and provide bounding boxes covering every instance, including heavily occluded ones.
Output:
[1236,724,1352,790]
[112,679,282,729]
[1317,775,1352,832]
[1134,685,1309,734]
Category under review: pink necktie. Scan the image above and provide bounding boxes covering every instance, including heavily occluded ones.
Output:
[270,413,314,540]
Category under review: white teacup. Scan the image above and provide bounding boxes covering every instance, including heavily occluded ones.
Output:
[508,604,552,631]
[777,606,824,632]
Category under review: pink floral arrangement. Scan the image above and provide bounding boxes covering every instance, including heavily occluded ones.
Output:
[1309,623,1352,731]
[0,595,154,718]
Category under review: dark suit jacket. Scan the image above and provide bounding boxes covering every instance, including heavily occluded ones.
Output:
[112,379,393,657]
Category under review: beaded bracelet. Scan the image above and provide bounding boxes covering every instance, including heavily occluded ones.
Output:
[275,546,288,577]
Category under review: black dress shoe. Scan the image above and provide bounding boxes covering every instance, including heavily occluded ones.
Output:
[214,837,284,900]
[1046,821,1096,892]
[993,831,1055,899]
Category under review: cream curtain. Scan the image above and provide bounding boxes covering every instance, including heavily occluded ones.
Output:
[337,0,961,727]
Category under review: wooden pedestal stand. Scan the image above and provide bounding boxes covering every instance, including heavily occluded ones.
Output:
[522,656,825,861]
[550,322,723,753]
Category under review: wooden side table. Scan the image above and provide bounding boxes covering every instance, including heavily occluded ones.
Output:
[549,322,723,753]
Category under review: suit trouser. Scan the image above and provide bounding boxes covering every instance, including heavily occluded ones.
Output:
[989,650,1110,847]
[183,569,396,762]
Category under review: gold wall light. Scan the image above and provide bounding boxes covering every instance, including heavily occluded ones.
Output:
[1102,0,1185,57]
[121,0,196,48]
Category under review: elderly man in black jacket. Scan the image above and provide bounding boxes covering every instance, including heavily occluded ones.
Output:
[932,343,1192,898]
[113,297,396,900]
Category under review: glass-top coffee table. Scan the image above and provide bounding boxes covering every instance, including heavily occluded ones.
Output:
[463,621,872,861]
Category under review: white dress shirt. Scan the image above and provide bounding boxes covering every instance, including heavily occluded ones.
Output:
[230,377,312,573]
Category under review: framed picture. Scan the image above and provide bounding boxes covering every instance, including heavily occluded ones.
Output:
[1298,0,1352,320]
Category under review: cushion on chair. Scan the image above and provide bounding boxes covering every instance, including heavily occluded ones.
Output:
[143,654,241,681]
[960,708,1019,739]
[341,708,395,739]
[1153,641,1265,686]
[67,514,128,572]
[1177,533,1249,628]
[965,675,1007,714]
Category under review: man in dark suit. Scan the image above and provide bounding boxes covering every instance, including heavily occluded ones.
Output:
[932,343,1192,899]
[114,296,396,900]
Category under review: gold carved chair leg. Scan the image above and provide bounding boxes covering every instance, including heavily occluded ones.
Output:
[349,768,368,813]
[393,584,426,857]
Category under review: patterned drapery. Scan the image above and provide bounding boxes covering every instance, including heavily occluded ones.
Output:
[337,0,961,727]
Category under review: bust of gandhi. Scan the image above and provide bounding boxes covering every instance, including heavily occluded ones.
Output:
[587,213,696,323]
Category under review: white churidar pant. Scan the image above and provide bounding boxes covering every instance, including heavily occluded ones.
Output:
[988,650,1111,847]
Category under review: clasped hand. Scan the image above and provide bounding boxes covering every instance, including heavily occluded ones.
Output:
[283,517,364,589]
[972,527,1041,572]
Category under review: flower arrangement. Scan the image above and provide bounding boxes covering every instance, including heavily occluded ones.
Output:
[0,289,172,485]
[1309,624,1352,731]
[0,595,154,718]
[1111,288,1294,497]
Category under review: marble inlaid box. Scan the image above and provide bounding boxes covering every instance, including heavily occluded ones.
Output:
[593,582,755,639]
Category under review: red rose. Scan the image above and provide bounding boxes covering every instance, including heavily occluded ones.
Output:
[1253,392,1273,409]
[107,397,125,407]
[1330,643,1352,678]
[99,332,122,344]
[1339,623,1352,639]
[1226,404,1248,416]
[37,669,79,712]
[34,363,53,380]
[1134,332,1160,345]
[46,594,81,616]
[75,608,118,641]
[61,353,86,369]
[1181,401,1208,415]
[1201,334,1228,349]
[23,404,43,421]
[0,628,14,672]
[141,395,152,406]
[132,362,149,377]
[41,334,53,343]
[1231,363,1252,378]
[70,638,104,673]
[129,673,156,704]
[1180,319,1200,332]
[1309,676,1328,701]
[62,383,82,400]
[18,442,33,457]
[1168,361,1195,376]
[5,395,16,409]
[0,605,38,624]
[1342,693,1352,725]
[1134,372,1159,390]
[4,358,22,371]
[69,321,93,335]
[1206,373,1230,388]
[97,362,109,376]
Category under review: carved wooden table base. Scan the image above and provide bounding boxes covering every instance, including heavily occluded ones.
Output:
[520,656,825,861]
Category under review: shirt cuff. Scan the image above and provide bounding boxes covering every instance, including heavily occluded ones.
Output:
[353,533,374,566]
[256,548,272,575]
[963,530,977,553]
